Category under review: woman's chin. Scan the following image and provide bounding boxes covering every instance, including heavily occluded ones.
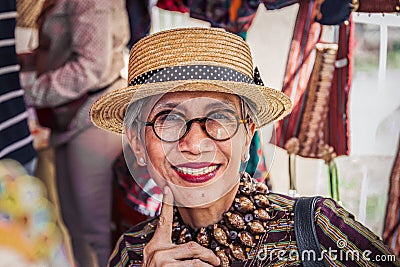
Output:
[170,180,239,208]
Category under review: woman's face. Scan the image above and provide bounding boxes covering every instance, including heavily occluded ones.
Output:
[127,91,255,207]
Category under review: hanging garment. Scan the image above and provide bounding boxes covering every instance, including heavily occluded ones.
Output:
[273,0,322,150]
[326,21,353,155]
[273,0,352,157]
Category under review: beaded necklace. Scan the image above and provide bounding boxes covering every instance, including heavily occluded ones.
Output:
[171,172,274,267]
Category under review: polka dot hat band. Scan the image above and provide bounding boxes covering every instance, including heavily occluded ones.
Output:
[90,27,292,134]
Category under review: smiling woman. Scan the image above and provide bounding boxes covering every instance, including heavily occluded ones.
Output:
[90,28,399,267]
[126,92,255,209]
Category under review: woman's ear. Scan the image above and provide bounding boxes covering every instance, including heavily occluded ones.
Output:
[245,123,256,147]
[126,126,147,166]
[241,123,256,162]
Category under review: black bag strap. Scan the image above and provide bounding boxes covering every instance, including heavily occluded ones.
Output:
[294,196,327,267]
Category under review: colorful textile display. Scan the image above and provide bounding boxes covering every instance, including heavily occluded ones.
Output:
[156,0,298,33]
[383,140,400,256]
[156,0,353,34]
[274,1,353,157]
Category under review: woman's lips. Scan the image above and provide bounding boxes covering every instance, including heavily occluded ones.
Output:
[173,164,220,183]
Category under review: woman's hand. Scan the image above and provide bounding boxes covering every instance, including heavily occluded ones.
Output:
[142,187,221,267]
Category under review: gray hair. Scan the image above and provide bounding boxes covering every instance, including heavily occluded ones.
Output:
[124,97,151,141]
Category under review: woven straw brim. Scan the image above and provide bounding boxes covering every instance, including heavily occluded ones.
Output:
[90,80,292,134]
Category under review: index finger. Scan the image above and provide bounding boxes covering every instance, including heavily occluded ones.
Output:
[153,186,174,242]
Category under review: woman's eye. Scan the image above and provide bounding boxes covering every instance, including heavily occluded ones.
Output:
[209,111,235,121]
[156,113,183,124]
[212,113,228,120]
[164,113,181,121]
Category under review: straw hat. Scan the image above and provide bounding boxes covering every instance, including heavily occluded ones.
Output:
[90,27,291,134]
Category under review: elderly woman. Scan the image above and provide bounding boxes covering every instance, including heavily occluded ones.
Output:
[90,28,399,267]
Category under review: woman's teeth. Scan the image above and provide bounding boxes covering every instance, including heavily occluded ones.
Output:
[176,165,218,176]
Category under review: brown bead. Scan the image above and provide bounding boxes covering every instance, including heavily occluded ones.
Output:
[178,228,192,244]
[234,196,254,213]
[254,194,270,208]
[239,182,255,195]
[241,172,252,182]
[171,221,181,242]
[253,209,271,221]
[213,224,229,246]
[196,227,210,247]
[247,220,266,234]
[255,182,269,194]
[229,244,247,261]
[225,212,246,230]
[238,231,255,247]
[215,247,230,267]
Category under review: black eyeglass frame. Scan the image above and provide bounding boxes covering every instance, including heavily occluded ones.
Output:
[141,109,249,143]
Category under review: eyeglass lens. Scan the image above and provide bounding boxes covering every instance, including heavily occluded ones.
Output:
[152,109,240,142]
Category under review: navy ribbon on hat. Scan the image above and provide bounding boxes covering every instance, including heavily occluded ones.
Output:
[129,64,265,87]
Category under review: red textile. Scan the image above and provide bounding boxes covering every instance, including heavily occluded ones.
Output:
[156,0,189,13]
[273,0,321,148]
[326,20,353,155]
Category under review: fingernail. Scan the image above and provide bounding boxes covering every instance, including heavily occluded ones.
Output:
[216,256,221,265]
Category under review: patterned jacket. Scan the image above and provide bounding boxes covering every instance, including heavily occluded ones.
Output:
[109,189,400,266]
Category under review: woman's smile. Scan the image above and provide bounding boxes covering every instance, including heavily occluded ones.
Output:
[172,162,221,183]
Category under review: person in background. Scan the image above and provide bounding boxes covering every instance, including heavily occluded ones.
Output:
[18,0,129,266]
[0,0,37,176]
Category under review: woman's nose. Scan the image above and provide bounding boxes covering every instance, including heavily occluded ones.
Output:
[178,121,212,154]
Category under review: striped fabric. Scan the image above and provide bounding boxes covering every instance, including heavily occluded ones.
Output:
[273,0,322,151]
[326,20,353,156]
[108,177,400,266]
[0,0,36,165]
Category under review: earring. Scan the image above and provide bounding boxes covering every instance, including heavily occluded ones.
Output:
[139,157,147,166]
[243,153,250,162]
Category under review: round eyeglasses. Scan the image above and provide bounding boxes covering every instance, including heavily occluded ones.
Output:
[142,109,248,143]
